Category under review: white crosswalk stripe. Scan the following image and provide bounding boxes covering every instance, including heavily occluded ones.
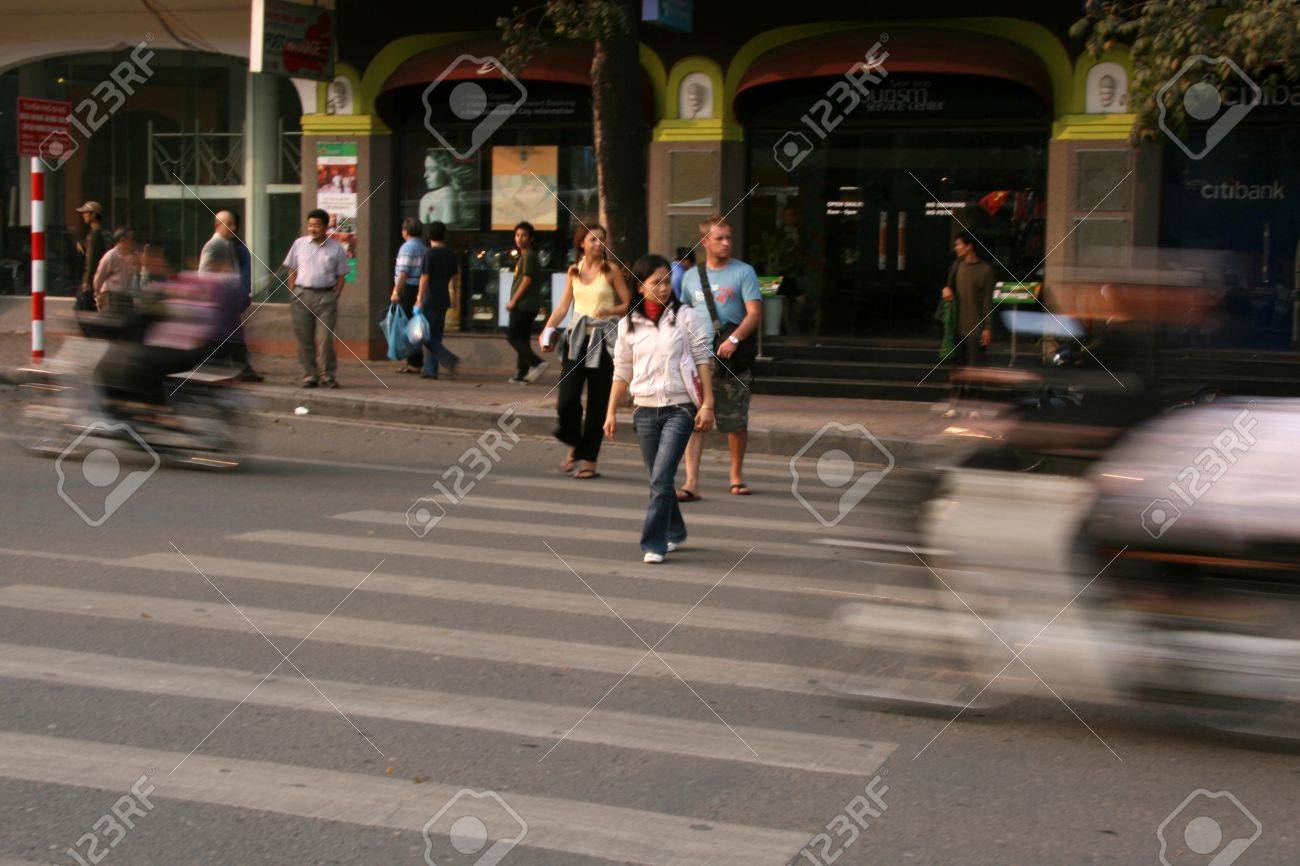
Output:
[118,551,878,645]
[333,509,838,559]
[228,529,924,595]
[0,585,858,697]
[0,732,811,866]
[0,643,891,776]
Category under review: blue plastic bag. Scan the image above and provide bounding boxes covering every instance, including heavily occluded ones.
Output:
[406,307,430,346]
[381,303,413,360]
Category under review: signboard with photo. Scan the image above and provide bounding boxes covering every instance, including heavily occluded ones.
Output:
[315,141,358,282]
[251,0,335,81]
[491,145,559,231]
[408,148,481,230]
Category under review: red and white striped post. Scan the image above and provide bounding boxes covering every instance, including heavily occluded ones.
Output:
[30,157,45,363]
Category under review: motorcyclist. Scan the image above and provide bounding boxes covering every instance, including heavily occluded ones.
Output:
[93,263,231,421]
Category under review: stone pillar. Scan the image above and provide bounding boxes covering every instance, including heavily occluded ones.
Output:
[299,114,393,361]
[1044,114,1160,315]
[243,72,278,291]
[648,127,746,258]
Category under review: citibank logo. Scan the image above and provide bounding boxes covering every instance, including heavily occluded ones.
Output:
[1223,82,1300,108]
[1200,181,1286,201]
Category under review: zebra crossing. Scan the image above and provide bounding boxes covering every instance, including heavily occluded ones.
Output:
[0,448,910,866]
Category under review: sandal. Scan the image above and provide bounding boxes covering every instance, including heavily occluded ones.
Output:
[729,483,752,496]
[574,466,601,479]
[559,456,577,473]
[675,488,701,502]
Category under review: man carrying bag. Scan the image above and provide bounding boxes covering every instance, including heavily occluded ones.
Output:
[677,214,763,498]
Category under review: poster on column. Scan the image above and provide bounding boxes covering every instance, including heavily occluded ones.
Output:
[490,145,558,231]
[316,141,358,282]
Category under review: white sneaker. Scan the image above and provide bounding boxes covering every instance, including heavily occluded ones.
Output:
[524,361,549,383]
[666,541,682,553]
[507,375,526,384]
[643,552,664,564]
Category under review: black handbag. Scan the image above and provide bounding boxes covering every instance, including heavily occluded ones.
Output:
[697,262,757,373]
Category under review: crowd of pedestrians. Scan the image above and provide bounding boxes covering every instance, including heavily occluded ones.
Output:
[66,200,778,562]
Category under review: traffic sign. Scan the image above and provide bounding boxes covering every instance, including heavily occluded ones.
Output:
[17,97,72,159]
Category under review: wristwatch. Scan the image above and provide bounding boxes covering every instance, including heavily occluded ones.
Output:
[726,335,740,345]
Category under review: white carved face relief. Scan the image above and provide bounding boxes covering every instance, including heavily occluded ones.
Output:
[1086,62,1129,114]
[678,72,714,119]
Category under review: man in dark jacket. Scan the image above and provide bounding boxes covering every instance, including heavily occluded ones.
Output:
[76,201,113,311]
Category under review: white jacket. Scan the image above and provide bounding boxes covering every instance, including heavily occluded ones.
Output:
[613,304,712,407]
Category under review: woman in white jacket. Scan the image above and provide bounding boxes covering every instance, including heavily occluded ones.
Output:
[605,254,715,563]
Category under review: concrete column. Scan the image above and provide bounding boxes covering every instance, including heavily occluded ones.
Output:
[295,130,394,361]
[648,136,747,258]
[243,72,279,293]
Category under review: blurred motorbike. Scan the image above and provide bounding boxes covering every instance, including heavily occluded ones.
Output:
[12,309,245,471]
[833,315,1298,741]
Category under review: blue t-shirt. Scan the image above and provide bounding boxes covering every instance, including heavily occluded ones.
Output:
[679,259,762,341]
[669,260,686,300]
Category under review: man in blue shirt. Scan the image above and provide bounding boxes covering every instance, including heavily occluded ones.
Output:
[677,215,763,499]
[390,217,427,372]
[669,247,695,300]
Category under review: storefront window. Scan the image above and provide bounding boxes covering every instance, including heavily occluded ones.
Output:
[741,75,1049,339]
[1160,111,1300,349]
[382,81,605,331]
[1,51,300,296]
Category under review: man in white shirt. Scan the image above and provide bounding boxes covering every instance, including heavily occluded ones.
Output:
[284,208,351,388]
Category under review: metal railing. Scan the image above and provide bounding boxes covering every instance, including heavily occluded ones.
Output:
[147,124,302,187]
[148,121,243,186]
[278,123,302,185]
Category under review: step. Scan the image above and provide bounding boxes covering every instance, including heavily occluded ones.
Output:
[752,376,952,402]
[754,358,953,383]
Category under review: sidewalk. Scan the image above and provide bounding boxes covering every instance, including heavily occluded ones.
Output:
[0,332,952,462]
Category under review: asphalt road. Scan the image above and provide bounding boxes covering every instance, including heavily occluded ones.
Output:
[0,405,1296,865]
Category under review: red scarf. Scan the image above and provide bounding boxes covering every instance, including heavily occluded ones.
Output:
[642,297,664,322]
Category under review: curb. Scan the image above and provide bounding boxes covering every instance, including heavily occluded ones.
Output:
[2,366,949,463]
[244,386,948,464]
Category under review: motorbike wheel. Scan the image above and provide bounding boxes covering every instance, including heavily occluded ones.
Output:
[164,389,243,470]
[8,374,78,457]
[825,601,1019,712]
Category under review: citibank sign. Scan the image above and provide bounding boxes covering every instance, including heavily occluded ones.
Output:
[1223,82,1300,107]
[1200,181,1286,200]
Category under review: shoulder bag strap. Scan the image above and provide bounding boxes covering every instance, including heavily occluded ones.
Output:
[697,262,723,333]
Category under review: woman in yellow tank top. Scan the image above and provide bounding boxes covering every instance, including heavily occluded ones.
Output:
[540,224,632,478]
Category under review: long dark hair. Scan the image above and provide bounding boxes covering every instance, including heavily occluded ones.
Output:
[626,253,680,332]
[568,224,612,276]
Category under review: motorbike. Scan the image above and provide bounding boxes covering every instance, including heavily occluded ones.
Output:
[11,316,246,471]
[831,318,1298,742]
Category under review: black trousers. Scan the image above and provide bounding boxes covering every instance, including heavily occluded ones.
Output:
[948,333,985,401]
[554,348,613,463]
[506,307,542,377]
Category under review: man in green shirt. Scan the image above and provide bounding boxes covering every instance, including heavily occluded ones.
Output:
[941,231,995,367]
[505,221,547,384]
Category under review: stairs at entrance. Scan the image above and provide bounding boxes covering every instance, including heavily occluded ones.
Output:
[754,338,1300,401]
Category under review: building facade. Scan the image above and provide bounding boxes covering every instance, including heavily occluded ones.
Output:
[3,1,1295,359]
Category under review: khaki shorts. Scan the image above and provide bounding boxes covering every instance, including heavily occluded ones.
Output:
[713,364,753,433]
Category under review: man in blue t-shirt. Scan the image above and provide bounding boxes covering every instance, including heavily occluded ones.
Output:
[677,215,763,500]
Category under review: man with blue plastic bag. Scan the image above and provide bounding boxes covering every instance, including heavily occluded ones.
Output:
[414,221,460,380]
[388,217,426,372]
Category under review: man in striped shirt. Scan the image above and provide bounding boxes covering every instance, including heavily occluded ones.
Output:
[390,217,427,372]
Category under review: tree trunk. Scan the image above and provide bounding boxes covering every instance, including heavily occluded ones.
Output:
[590,0,647,265]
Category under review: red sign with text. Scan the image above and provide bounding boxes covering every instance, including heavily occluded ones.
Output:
[17,97,72,158]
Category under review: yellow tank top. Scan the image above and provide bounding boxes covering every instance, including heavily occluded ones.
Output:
[571,264,616,318]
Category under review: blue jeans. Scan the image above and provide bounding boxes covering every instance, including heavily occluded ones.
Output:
[420,305,459,377]
[633,404,695,554]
